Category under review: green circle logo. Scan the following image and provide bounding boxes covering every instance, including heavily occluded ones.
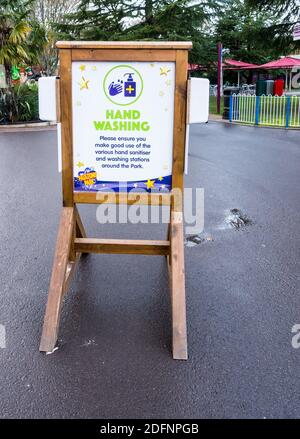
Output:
[103,64,143,106]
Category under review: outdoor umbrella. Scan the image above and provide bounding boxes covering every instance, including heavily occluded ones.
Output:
[258,57,300,91]
[222,59,259,87]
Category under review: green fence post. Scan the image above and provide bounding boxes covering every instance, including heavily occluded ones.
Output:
[286,96,291,128]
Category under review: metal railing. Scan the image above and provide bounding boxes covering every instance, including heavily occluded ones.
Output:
[229,94,300,128]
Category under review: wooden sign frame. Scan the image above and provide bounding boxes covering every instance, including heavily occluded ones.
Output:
[39,41,192,360]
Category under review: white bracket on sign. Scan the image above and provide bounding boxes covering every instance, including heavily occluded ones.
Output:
[38,76,60,121]
[184,77,210,174]
[38,76,62,172]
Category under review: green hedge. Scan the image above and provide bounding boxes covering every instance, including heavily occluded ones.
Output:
[0,81,39,124]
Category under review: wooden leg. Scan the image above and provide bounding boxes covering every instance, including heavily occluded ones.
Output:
[74,204,87,238]
[40,202,187,358]
[169,210,188,360]
[39,207,74,352]
[166,207,171,262]
[74,204,89,257]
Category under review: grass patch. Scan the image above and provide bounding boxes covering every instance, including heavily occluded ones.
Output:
[209,96,224,115]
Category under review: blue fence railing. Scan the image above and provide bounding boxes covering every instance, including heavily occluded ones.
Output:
[229,94,300,128]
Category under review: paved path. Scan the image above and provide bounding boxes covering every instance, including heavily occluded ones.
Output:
[0,123,299,418]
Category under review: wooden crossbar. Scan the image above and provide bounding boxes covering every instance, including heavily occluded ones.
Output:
[74,238,170,256]
[73,191,172,205]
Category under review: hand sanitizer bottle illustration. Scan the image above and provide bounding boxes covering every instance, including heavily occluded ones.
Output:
[124,73,136,97]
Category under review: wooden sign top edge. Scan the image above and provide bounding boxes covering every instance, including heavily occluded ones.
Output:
[56,41,193,50]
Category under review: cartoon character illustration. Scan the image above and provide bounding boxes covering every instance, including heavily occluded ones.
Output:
[77,167,97,187]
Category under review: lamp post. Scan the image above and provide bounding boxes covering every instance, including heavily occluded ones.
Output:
[217,42,223,114]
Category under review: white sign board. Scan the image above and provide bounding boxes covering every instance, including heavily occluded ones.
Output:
[72,61,175,192]
[38,77,58,121]
[187,78,209,124]
[184,78,209,174]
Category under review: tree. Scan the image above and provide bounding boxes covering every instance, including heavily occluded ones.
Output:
[31,1,80,75]
[215,0,296,66]
[246,0,300,54]
[34,0,81,26]
[247,0,300,21]
[0,0,48,122]
[56,0,221,62]
[0,0,33,87]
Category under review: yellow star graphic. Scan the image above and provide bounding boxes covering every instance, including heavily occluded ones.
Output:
[79,65,86,72]
[145,179,155,190]
[76,161,85,168]
[159,90,164,97]
[79,77,89,90]
[149,63,155,68]
[160,67,171,76]
[158,176,163,181]
[92,66,97,71]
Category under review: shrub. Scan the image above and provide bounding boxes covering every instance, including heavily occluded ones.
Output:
[0,81,39,124]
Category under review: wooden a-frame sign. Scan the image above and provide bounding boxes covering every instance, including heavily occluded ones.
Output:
[39,41,192,360]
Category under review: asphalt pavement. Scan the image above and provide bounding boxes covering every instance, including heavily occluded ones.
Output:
[0,122,300,419]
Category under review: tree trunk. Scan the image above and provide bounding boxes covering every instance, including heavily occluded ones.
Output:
[145,0,154,24]
[4,63,12,89]
[4,63,17,123]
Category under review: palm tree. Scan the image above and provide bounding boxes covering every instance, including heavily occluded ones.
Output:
[0,1,44,122]
[0,0,34,88]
